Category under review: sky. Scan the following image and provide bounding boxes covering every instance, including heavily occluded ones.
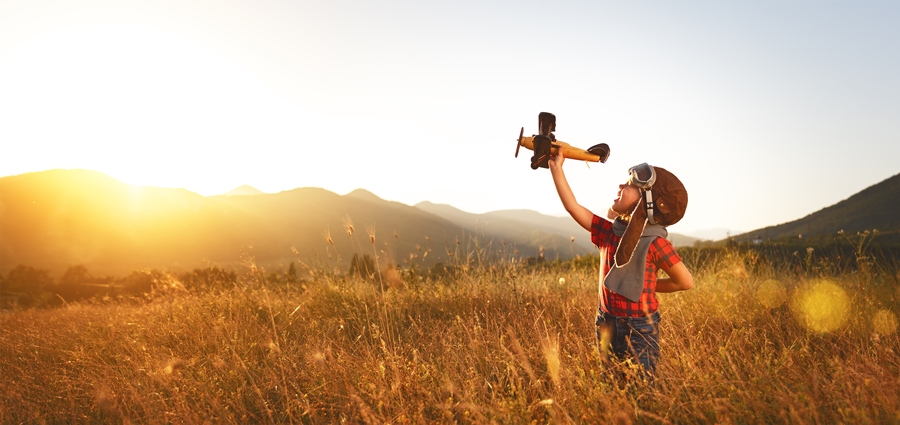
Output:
[1,0,898,238]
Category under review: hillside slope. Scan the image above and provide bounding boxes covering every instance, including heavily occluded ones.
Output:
[734,172,900,244]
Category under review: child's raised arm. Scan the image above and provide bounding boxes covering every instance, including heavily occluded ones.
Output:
[549,153,594,231]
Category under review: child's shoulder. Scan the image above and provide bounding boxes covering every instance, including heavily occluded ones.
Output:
[590,214,616,234]
[650,236,681,265]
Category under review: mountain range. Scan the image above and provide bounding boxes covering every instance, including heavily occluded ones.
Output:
[0,170,626,276]
[1,169,897,277]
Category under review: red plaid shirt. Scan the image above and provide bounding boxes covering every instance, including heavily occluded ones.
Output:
[590,214,682,318]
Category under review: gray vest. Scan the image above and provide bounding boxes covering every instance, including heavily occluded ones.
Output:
[604,220,668,302]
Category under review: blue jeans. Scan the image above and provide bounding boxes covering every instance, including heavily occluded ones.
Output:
[595,310,661,375]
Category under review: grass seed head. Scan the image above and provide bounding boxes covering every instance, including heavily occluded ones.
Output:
[543,335,560,386]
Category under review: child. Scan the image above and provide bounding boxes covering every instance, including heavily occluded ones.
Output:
[548,153,693,377]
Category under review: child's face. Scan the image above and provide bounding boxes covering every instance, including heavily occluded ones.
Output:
[611,182,641,215]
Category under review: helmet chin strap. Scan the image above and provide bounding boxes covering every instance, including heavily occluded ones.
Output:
[643,189,657,225]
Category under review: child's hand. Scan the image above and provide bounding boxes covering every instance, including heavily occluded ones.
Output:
[548,152,565,172]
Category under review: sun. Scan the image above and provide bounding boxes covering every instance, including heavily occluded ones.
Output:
[0,22,304,196]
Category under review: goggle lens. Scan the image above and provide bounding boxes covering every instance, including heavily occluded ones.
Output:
[628,163,656,188]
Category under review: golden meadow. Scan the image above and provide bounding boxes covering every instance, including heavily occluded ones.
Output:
[1,228,898,424]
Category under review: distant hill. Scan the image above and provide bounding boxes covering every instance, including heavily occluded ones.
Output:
[415,202,699,250]
[222,185,265,196]
[415,202,594,257]
[733,172,900,245]
[344,188,387,204]
[684,228,742,242]
[0,170,561,276]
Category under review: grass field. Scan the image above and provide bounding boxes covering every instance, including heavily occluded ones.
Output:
[2,239,899,424]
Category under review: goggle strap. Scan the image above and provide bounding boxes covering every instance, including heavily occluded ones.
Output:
[644,189,657,225]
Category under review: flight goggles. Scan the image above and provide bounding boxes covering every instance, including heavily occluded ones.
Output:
[628,163,659,224]
[627,163,656,190]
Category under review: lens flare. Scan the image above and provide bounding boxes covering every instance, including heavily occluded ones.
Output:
[793,280,849,333]
[756,279,787,309]
[872,309,898,336]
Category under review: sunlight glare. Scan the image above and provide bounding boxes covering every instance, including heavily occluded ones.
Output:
[0,22,308,196]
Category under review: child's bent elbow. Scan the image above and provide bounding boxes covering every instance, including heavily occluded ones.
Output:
[681,275,694,291]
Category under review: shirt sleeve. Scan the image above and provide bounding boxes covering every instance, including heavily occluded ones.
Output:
[590,214,616,249]
[650,237,682,271]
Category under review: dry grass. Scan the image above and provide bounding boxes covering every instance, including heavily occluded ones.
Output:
[1,246,899,424]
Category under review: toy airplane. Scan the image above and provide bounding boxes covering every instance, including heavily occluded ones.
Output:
[515,112,610,169]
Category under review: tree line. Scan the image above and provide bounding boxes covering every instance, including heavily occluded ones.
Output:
[0,264,242,309]
[1,251,564,310]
